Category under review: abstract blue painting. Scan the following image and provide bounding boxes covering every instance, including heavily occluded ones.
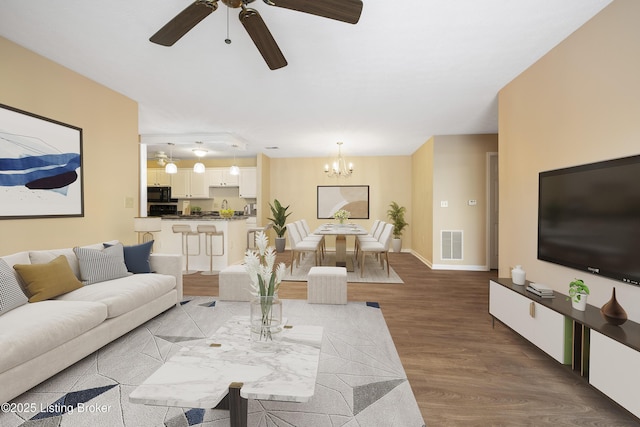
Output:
[0,104,83,218]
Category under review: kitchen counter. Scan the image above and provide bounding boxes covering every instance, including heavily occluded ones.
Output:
[160,215,249,221]
[154,218,248,272]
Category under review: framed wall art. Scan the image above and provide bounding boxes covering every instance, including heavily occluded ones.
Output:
[317,185,369,219]
[0,104,84,219]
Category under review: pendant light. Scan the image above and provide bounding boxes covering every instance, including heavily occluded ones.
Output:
[165,143,177,174]
[229,144,240,176]
[192,142,207,174]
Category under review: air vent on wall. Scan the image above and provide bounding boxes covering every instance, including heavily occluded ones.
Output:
[441,230,463,260]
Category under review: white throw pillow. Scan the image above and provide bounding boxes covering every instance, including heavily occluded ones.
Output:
[73,243,130,285]
[0,259,29,316]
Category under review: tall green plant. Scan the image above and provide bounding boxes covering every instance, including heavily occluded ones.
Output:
[387,201,408,238]
[268,199,291,238]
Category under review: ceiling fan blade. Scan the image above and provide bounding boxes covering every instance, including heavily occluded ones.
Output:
[150,1,217,46]
[265,0,363,24]
[239,8,288,70]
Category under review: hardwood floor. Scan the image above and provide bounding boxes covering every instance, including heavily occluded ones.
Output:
[183,251,638,426]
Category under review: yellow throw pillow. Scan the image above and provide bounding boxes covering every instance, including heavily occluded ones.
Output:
[13,255,83,302]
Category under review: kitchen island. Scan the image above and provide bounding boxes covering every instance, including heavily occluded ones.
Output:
[154,216,248,273]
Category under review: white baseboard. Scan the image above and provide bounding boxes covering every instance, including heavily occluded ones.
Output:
[431,263,489,271]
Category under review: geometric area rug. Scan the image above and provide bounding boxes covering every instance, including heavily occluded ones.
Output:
[1,297,425,427]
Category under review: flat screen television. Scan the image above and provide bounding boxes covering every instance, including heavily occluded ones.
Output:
[538,154,640,286]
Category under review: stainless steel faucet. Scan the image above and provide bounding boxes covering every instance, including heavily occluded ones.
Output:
[221,199,229,209]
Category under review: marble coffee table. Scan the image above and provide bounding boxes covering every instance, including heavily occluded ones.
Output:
[129,316,323,427]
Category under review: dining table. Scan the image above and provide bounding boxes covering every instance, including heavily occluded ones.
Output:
[313,223,368,271]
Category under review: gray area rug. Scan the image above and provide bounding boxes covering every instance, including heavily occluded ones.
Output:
[2,298,424,427]
[284,252,403,284]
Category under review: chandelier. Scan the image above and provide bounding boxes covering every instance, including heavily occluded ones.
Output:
[324,142,353,178]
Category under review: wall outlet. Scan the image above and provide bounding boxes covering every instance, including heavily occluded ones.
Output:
[440,201,448,208]
[468,199,477,206]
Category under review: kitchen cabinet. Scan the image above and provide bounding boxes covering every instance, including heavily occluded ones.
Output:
[171,169,208,198]
[147,168,171,186]
[207,168,239,187]
[239,167,257,198]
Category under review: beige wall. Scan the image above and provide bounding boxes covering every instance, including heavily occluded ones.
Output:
[411,137,434,263]
[0,37,140,255]
[498,0,640,321]
[268,155,412,250]
[432,134,498,269]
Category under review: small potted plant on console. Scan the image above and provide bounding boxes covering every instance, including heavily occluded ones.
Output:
[568,278,589,311]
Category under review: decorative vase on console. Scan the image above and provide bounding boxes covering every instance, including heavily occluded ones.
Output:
[601,287,627,326]
[245,230,286,351]
[511,265,526,285]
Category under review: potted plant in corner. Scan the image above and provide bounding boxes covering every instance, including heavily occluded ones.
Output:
[387,201,408,253]
[568,278,589,311]
[268,199,291,253]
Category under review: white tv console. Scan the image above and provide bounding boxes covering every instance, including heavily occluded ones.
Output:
[489,279,640,420]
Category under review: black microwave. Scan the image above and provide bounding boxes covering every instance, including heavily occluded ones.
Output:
[147,186,173,202]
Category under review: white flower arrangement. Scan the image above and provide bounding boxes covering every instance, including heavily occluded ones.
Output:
[333,209,350,222]
[244,231,287,297]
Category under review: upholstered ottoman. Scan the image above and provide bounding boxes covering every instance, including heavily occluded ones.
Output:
[219,264,253,301]
[307,266,347,304]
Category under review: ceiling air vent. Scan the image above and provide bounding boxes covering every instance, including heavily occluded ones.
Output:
[441,230,463,261]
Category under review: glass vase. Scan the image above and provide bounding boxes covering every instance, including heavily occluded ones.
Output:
[250,296,282,351]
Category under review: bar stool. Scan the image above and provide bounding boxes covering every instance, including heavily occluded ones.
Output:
[247,222,273,249]
[197,224,224,276]
[172,224,200,275]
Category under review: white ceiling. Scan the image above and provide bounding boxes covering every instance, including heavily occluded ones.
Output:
[1,0,611,160]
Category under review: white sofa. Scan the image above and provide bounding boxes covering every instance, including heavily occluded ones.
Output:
[0,242,183,404]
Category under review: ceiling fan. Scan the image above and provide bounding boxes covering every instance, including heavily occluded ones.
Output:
[149,0,364,70]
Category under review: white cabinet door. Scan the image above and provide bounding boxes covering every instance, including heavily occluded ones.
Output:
[172,169,207,198]
[170,169,190,198]
[590,331,640,418]
[207,169,224,187]
[489,281,569,363]
[189,170,208,198]
[208,168,239,187]
[239,167,257,198]
[147,169,171,186]
[224,169,239,186]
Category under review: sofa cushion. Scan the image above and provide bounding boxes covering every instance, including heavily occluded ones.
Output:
[29,241,118,279]
[0,259,28,316]
[55,273,176,318]
[0,299,108,373]
[74,243,130,285]
[105,240,154,274]
[13,255,83,302]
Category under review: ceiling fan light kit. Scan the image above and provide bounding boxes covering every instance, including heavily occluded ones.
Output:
[150,0,363,70]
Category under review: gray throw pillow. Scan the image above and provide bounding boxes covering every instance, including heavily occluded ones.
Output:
[74,243,130,285]
[0,259,29,316]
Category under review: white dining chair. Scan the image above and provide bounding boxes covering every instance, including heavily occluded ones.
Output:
[355,220,384,259]
[287,222,321,273]
[357,223,394,277]
[300,219,325,259]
